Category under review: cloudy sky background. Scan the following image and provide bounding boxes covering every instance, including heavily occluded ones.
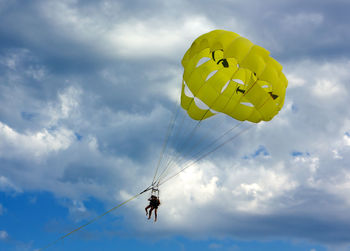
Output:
[1,0,350,250]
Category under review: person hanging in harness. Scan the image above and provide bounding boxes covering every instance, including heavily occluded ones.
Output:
[145,195,160,222]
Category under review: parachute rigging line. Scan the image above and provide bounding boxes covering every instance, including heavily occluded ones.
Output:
[151,100,180,186]
[155,90,226,184]
[155,45,256,183]
[157,109,189,179]
[38,187,152,251]
[154,117,204,185]
[155,121,244,185]
[155,71,248,184]
[156,100,240,183]
[156,97,207,180]
[158,123,253,187]
[180,122,243,166]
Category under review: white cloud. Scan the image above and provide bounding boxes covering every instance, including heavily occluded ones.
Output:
[0,86,83,160]
[70,200,87,213]
[47,86,82,125]
[228,164,297,212]
[0,121,74,159]
[344,133,350,146]
[0,48,30,70]
[128,159,298,226]
[0,230,8,240]
[313,79,341,98]
[0,176,22,193]
[286,74,306,88]
[320,170,350,206]
[40,1,214,59]
[332,149,343,159]
[107,16,213,58]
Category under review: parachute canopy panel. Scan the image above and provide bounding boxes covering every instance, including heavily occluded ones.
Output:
[181,30,288,123]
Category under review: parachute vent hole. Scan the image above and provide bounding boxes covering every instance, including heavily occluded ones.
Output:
[221,80,230,93]
[232,79,244,85]
[206,70,218,81]
[237,63,240,68]
[210,108,218,114]
[240,102,254,107]
[261,85,269,88]
[194,97,210,110]
[196,57,211,68]
[184,82,194,98]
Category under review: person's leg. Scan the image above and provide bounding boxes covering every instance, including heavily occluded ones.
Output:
[145,205,151,215]
[154,208,158,222]
[148,207,154,219]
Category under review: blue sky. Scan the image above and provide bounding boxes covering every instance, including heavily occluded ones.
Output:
[1,0,350,250]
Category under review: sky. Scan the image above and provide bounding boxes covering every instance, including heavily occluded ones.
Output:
[1,0,350,250]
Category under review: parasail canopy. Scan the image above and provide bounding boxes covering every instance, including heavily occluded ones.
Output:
[181,30,288,123]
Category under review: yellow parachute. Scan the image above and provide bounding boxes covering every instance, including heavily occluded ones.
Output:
[181,30,288,123]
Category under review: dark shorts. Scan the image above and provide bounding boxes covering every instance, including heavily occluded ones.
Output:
[150,201,159,209]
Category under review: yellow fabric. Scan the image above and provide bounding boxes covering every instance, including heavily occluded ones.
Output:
[181,30,288,123]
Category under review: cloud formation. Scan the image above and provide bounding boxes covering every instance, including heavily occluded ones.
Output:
[1,0,350,249]
[0,230,8,240]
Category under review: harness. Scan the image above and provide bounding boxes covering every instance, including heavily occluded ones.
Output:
[150,186,160,208]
